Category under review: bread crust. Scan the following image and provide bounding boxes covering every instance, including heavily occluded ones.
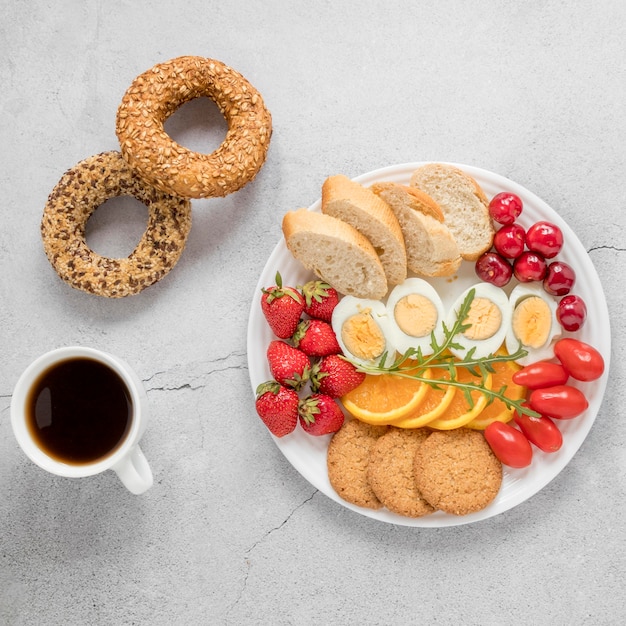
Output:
[282,208,388,300]
[370,181,461,277]
[398,184,445,222]
[321,175,407,286]
[409,163,494,261]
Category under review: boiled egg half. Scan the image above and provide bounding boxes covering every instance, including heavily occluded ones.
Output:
[385,278,446,357]
[331,295,394,366]
[505,283,561,365]
[447,282,511,360]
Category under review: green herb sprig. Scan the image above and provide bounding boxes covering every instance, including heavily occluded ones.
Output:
[343,288,540,418]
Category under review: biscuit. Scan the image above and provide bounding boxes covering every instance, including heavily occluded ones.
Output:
[413,429,502,515]
[367,427,434,518]
[327,419,388,509]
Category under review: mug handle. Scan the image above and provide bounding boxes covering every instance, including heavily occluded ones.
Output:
[112,445,153,494]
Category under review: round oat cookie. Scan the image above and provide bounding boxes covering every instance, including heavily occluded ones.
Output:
[367,427,434,518]
[413,428,502,516]
[327,419,389,510]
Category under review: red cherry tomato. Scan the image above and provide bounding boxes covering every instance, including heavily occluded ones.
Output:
[553,338,604,382]
[512,361,569,389]
[514,412,563,453]
[528,385,589,419]
[484,422,533,468]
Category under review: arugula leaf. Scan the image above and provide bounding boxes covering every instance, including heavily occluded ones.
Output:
[341,289,540,418]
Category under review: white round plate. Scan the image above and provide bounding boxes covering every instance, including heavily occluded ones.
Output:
[246,162,611,527]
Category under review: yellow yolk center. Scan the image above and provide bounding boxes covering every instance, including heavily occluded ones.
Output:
[341,310,386,361]
[394,294,438,337]
[463,297,502,341]
[512,296,551,348]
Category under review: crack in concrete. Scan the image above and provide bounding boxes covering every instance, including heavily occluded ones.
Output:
[588,245,626,254]
[227,491,317,613]
[145,368,246,392]
[143,351,247,392]
[244,491,317,556]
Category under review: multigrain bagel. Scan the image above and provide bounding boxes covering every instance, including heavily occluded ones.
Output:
[116,56,272,199]
[41,151,192,298]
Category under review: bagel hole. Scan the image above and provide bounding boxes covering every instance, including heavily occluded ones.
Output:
[85,196,149,258]
[164,97,229,154]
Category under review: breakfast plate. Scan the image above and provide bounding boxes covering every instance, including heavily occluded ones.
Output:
[246,162,611,527]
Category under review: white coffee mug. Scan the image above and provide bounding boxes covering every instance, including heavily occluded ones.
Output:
[11,346,153,495]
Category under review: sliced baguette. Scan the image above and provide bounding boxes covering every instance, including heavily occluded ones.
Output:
[282,208,388,300]
[409,163,494,261]
[370,182,462,277]
[321,174,407,286]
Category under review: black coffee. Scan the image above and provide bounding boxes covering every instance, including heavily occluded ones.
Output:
[26,358,133,465]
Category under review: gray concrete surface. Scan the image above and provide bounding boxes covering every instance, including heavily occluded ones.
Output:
[1,1,624,624]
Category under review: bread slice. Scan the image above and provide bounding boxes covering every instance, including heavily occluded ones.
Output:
[409,164,494,261]
[370,182,462,277]
[282,208,388,300]
[321,174,407,286]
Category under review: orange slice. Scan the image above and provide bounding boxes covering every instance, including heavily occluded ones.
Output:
[466,358,526,430]
[427,366,493,430]
[392,369,456,429]
[341,367,432,425]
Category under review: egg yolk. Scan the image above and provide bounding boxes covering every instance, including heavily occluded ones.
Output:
[341,310,386,361]
[394,294,438,337]
[463,297,502,340]
[512,296,551,348]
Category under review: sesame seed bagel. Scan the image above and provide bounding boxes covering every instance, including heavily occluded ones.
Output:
[116,56,272,199]
[41,151,192,298]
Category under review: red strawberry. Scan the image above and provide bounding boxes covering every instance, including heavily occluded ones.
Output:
[261,271,305,338]
[300,280,339,322]
[310,354,366,398]
[255,381,299,437]
[291,319,341,357]
[298,394,345,436]
[266,340,310,390]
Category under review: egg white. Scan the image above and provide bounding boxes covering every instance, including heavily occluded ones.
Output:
[331,295,394,367]
[385,278,446,357]
[505,282,561,365]
[446,282,512,360]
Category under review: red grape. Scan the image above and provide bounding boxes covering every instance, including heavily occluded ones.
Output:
[493,223,526,259]
[526,221,563,258]
[544,261,576,296]
[513,251,548,282]
[475,252,513,287]
[489,192,523,225]
[557,294,587,331]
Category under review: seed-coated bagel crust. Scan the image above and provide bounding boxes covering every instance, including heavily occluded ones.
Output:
[41,151,192,298]
[115,56,272,199]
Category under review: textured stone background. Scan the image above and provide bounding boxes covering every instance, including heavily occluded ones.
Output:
[1,1,624,624]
